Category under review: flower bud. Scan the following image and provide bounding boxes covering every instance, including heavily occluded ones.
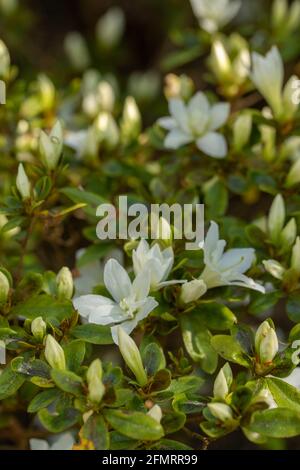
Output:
[147,404,162,423]
[96,7,125,49]
[286,157,300,188]
[117,327,147,387]
[280,218,297,250]
[291,236,300,275]
[95,112,119,150]
[164,73,194,100]
[31,316,47,341]
[0,270,10,305]
[38,74,55,112]
[44,335,66,370]
[268,194,285,244]
[213,363,232,400]
[259,328,279,364]
[0,39,10,80]
[86,359,105,404]
[180,279,207,304]
[210,40,232,82]
[120,96,141,144]
[16,163,31,200]
[97,81,115,113]
[56,267,73,300]
[208,403,233,422]
[39,120,63,170]
[152,215,173,246]
[263,259,285,280]
[255,320,278,364]
[64,32,90,71]
[282,75,300,121]
[272,0,288,29]
[233,114,252,152]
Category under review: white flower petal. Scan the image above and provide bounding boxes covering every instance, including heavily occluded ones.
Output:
[104,259,131,302]
[73,294,114,319]
[169,98,189,132]
[157,117,177,130]
[164,129,193,149]
[209,103,230,130]
[196,132,227,158]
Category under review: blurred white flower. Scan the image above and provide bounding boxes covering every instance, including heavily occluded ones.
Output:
[251,46,299,121]
[30,433,74,451]
[190,0,241,33]
[199,221,265,293]
[158,92,229,158]
[73,259,158,344]
[132,239,183,291]
[96,7,125,49]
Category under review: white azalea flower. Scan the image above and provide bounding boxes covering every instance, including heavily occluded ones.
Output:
[158,92,230,158]
[199,221,265,293]
[132,239,183,290]
[30,433,74,451]
[190,0,241,33]
[250,46,299,121]
[73,259,158,344]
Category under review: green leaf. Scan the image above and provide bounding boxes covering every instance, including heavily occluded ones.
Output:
[104,409,164,441]
[0,364,25,400]
[110,432,139,450]
[196,303,237,331]
[149,369,171,393]
[80,415,109,450]
[167,375,204,395]
[181,314,218,373]
[28,389,62,413]
[51,369,83,396]
[266,378,300,413]
[60,187,107,207]
[11,357,51,380]
[38,407,80,433]
[150,439,192,450]
[11,294,73,321]
[211,335,252,367]
[248,408,300,438]
[287,293,300,323]
[63,340,85,372]
[161,411,186,435]
[142,343,166,376]
[249,291,282,315]
[71,323,113,345]
[204,177,228,218]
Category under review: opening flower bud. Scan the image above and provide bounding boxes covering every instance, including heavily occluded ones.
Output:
[208,403,234,422]
[44,335,66,370]
[213,363,232,400]
[31,316,47,341]
[147,404,162,423]
[180,279,207,304]
[39,120,63,170]
[255,320,278,364]
[117,327,147,387]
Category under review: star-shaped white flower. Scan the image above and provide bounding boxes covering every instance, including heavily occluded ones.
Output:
[199,221,265,292]
[190,0,241,33]
[158,92,230,158]
[132,239,184,290]
[73,259,158,344]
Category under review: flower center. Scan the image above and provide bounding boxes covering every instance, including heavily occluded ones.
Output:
[119,297,138,319]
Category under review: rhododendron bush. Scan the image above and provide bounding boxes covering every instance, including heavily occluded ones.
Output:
[2,0,300,451]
